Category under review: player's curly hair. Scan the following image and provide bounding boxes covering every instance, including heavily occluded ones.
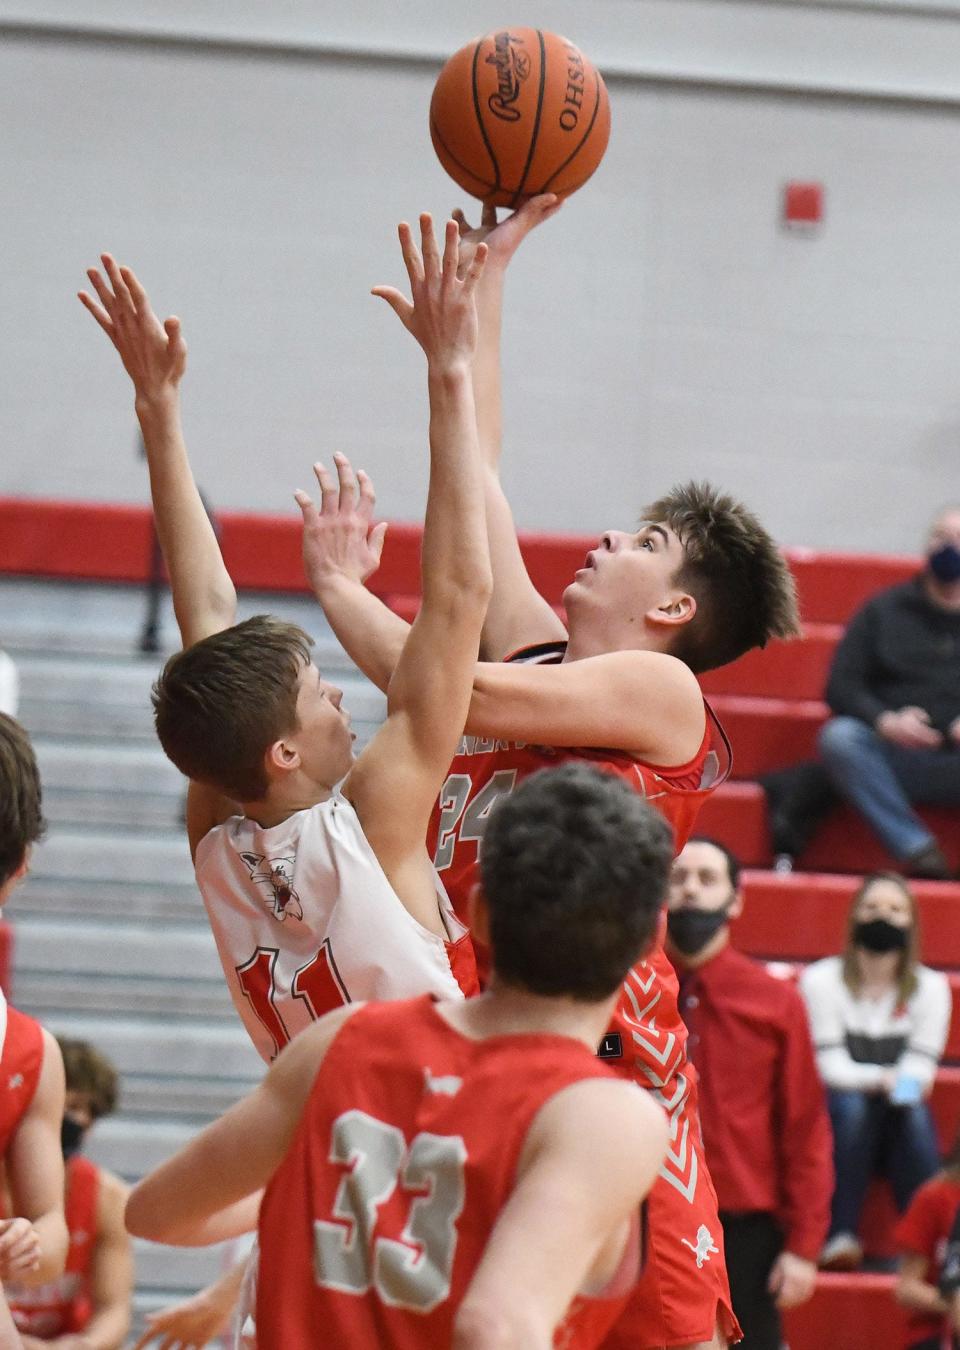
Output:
[0,713,45,888]
[58,1038,119,1119]
[480,764,673,1000]
[643,482,800,673]
[153,615,313,801]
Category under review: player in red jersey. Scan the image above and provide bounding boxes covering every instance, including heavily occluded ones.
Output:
[126,764,672,1349]
[0,716,69,1295]
[6,1039,132,1350]
[305,200,800,1349]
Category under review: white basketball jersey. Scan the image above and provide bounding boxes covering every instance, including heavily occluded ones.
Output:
[195,795,470,1064]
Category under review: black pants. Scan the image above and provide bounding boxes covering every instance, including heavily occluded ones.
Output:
[719,1211,784,1350]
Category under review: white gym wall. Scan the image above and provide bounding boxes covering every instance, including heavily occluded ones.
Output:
[3,0,960,551]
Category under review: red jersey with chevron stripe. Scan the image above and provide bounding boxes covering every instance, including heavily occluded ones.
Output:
[425,642,728,1203]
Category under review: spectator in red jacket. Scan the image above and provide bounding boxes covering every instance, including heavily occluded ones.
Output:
[894,1126,960,1350]
[666,837,833,1350]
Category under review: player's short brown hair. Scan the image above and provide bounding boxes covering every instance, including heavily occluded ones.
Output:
[59,1038,118,1119]
[152,616,313,801]
[480,764,673,1000]
[0,713,45,887]
[643,482,800,673]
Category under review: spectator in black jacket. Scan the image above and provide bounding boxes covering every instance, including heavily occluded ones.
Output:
[817,507,960,879]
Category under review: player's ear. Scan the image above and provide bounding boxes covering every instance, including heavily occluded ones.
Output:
[264,737,300,781]
[466,884,491,949]
[0,848,30,907]
[646,591,696,631]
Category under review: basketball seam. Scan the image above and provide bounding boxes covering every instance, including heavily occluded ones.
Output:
[430,115,497,196]
[472,40,501,190]
[510,29,547,210]
[537,66,604,194]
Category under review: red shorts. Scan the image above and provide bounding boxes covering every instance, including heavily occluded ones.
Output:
[601,1126,741,1349]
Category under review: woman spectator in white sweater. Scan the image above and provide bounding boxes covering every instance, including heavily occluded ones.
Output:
[800,871,951,1271]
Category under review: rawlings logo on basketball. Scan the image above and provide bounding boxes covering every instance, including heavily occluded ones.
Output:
[486,31,530,122]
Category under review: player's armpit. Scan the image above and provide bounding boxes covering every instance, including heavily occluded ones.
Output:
[466,649,706,764]
[454,1079,667,1347]
[126,1007,359,1244]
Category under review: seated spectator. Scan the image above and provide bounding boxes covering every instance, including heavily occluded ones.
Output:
[816,506,960,879]
[800,872,950,1269]
[894,1125,960,1350]
[666,837,833,1350]
[5,1040,132,1349]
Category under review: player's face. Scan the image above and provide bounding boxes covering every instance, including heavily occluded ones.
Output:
[854,878,912,929]
[291,662,356,787]
[668,841,735,914]
[564,523,688,627]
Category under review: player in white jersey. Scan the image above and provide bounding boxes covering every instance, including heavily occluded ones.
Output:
[78,218,490,1344]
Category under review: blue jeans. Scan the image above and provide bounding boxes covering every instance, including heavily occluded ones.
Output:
[827,1087,941,1237]
[818,716,960,861]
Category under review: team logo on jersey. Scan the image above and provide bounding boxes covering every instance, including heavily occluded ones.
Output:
[423,1068,462,1096]
[681,1224,718,1268]
[239,853,304,922]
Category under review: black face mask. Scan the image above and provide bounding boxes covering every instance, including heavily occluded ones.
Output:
[853,918,909,954]
[928,543,960,584]
[667,906,730,956]
[61,1115,86,1161]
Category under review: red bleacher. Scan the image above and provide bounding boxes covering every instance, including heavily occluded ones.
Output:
[2,501,957,1349]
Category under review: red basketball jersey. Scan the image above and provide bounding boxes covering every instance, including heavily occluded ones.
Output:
[425,642,728,1204]
[257,996,638,1350]
[0,1004,44,1159]
[7,1156,98,1338]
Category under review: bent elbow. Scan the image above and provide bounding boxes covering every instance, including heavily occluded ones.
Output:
[453,1301,545,1350]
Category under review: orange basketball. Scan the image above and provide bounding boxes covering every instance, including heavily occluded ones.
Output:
[430,28,611,208]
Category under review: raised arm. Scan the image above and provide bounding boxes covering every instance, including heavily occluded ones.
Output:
[80,259,240,850]
[307,217,491,914]
[126,1007,354,1246]
[456,197,568,661]
[78,257,237,649]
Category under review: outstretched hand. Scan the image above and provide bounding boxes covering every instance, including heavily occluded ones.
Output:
[372,214,487,369]
[78,255,186,408]
[452,193,562,276]
[295,453,388,597]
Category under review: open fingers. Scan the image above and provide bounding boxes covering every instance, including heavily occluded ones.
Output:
[370,285,414,329]
[397,221,423,291]
[120,264,151,316]
[333,452,358,508]
[441,218,460,287]
[452,207,473,236]
[459,240,488,297]
[77,289,116,340]
[418,212,440,278]
[102,254,135,317]
[481,202,498,228]
[356,469,376,522]
[313,461,340,514]
[85,266,118,318]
